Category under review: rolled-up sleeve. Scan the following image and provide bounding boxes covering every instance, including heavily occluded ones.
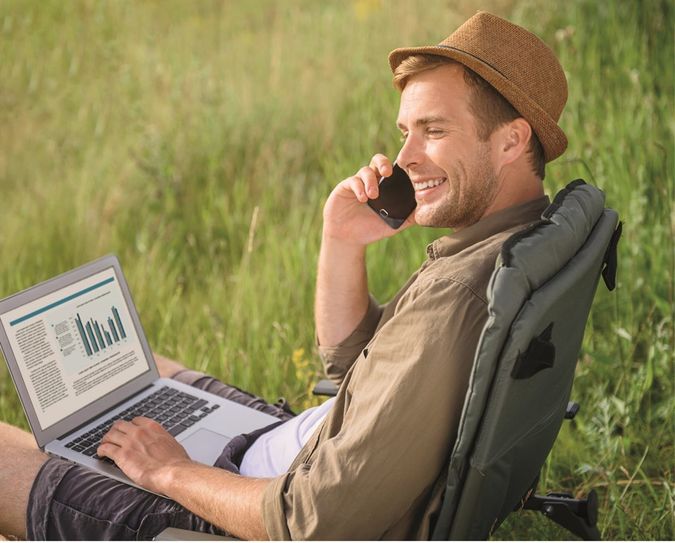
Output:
[262,278,488,539]
[317,293,383,385]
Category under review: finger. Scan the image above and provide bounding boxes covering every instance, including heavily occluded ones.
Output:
[346,176,368,203]
[131,416,155,426]
[356,166,380,199]
[369,154,393,178]
[110,420,131,434]
[101,426,126,444]
[97,441,120,460]
[132,417,165,432]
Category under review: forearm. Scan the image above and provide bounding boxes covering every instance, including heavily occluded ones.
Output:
[162,461,271,540]
[315,154,405,347]
[315,232,369,347]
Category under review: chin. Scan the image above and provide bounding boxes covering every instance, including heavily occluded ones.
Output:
[414,208,444,228]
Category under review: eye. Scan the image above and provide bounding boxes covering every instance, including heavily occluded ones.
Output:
[399,132,408,142]
[426,128,445,137]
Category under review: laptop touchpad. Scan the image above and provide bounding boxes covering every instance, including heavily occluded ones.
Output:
[180,429,231,466]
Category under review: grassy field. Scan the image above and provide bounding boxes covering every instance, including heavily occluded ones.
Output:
[0,0,672,538]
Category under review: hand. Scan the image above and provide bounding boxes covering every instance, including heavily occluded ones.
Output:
[97,417,192,495]
[322,154,416,247]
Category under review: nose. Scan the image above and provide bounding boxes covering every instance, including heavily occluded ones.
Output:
[396,132,424,171]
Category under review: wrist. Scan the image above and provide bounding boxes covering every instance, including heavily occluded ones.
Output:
[321,229,368,252]
[319,233,368,272]
[156,459,194,496]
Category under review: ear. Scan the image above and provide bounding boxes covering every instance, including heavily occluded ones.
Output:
[496,118,532,167]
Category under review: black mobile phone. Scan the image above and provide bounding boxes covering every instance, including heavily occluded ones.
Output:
[367,163,417,229]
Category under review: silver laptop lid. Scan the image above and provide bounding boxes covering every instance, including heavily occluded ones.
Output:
[0,254,159,448]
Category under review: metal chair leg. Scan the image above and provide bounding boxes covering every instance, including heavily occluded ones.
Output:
[522,490,601,540]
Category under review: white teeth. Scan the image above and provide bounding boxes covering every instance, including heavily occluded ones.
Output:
[413,178,446,190]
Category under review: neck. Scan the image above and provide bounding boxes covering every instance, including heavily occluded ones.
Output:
[481,169,544,220]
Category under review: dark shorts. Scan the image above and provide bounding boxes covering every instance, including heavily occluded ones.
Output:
[26,370,294,540]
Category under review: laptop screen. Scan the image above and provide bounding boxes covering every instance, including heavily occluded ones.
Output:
[0,267,150,430]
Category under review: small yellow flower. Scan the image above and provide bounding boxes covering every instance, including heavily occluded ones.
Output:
[291,346,321,410]
[292,348,305,365]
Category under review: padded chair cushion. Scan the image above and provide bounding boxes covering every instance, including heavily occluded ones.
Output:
[431,180,619,540]
[500,179,606,291]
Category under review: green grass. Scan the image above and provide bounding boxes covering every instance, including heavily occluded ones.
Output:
[0,0,672,538]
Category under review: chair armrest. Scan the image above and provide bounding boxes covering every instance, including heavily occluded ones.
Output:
[312,379,339,397]
[154,527,238,540]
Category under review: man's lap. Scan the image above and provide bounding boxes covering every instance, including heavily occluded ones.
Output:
[28,458,221,540]
[26,370,290,540]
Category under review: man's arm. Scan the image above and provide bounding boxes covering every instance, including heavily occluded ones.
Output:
[315,234,369,346]
[97,417,271,540]
[161,462,270,540]
[315,154,414,346]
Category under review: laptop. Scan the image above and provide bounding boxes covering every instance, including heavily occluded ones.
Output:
[0,254,279,495]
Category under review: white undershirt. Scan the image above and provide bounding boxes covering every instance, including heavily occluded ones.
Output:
[239,397,337,477]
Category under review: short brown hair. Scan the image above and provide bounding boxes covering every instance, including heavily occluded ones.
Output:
[393,54,546,179]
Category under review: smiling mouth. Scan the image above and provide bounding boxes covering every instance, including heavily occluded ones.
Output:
[413,177,447,192]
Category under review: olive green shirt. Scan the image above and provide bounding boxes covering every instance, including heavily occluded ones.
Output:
[261,196,549,540]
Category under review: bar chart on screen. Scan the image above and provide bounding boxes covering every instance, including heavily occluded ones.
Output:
[73,306,127,356]
[37,274,136,376]
[55,304,133,375]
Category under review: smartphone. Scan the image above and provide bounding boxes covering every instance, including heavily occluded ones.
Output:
[367,163,417,229]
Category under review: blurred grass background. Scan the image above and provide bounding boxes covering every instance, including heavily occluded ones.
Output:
[0,0,672,538]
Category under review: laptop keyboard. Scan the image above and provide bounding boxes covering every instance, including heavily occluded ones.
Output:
[63,386,220,464]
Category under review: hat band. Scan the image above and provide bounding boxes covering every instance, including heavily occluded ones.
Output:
[434,44,510,80]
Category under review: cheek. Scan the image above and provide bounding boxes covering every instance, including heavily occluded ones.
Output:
[425,139,464,177]
[424,140,451,169]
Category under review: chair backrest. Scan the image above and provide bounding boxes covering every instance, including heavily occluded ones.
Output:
[431,180,620,540]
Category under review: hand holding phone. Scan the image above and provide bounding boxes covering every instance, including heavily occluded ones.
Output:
[367,163,417,229]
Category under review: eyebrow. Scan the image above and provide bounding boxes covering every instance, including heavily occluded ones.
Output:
[396,115,452,130]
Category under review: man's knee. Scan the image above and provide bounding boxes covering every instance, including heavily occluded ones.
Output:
[0,422,49,539]
[0,421,37,449]
[153,353,188,379]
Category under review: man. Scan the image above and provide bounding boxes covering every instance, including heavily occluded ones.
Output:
[0,11,568,540]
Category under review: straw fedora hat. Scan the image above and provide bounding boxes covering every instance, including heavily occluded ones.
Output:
[389,11,568,162]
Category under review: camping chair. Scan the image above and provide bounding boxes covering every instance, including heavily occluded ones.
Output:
[156,179,621,541]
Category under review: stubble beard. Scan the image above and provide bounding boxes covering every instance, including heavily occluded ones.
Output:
[414,146,498,229]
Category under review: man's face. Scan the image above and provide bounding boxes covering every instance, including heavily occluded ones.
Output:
[396,63,499,229]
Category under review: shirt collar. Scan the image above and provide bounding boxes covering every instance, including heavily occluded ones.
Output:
[426,195,551,260]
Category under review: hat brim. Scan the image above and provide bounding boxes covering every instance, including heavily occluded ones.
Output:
[388,45,567,162]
